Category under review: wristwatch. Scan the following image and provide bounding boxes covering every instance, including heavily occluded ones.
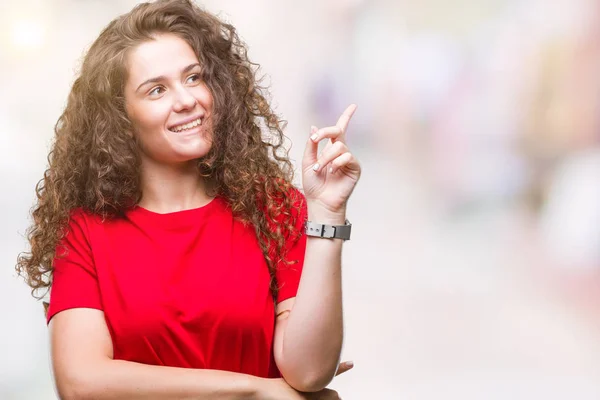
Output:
[305,219,352,240]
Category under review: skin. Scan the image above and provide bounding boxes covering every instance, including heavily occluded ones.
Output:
[272,104,360,392]
[50,33,360,400]
[124,33,215,212]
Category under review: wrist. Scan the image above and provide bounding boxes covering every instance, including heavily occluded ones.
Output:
[306,200,346,225]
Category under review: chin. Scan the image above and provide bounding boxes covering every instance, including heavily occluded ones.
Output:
[173,147,211,163]
[168,137,212,158]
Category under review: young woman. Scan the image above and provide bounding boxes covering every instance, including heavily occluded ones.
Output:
[17,0,360,399]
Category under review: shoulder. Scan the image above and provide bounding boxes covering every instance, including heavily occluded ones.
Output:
[288,187,307,223]
[55,209,96,257]
[271,185,307,221]
[286,186,306,211]
[279,186,307,239]
[59,208,109,244]
[64,208,104,231]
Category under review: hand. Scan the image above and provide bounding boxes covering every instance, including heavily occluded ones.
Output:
[302,105,361,217]
[257,361,353,400]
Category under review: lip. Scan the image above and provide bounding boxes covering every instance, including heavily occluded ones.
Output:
[167,114,205,131]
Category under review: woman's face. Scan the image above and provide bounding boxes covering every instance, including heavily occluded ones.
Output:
[124,33,214,166]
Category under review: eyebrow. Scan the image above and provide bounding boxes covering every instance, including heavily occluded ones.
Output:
[135,63,201,93]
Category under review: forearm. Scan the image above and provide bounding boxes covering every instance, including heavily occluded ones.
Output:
[279,203,345,390]
[57,358,262,400]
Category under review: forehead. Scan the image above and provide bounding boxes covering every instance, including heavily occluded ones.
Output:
[126,33,199,85]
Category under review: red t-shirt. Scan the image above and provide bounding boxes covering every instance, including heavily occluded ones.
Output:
[47,193,307,378]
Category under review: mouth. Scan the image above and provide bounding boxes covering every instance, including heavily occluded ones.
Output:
[168,116,203,133]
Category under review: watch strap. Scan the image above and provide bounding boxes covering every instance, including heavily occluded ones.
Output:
[305,219,351,240]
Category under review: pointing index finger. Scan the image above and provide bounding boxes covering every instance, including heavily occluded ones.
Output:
[336,104,358,136]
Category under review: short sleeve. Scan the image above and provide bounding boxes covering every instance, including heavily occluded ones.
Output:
[275,189,308,304]
[46,210,102,324]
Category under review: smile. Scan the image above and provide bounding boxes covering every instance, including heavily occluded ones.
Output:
[169,117,202,133]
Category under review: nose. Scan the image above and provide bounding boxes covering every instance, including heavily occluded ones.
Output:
[172,85,196,112]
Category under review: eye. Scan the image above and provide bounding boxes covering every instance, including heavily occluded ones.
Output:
[186,73,201,84]
[148,86,165,97]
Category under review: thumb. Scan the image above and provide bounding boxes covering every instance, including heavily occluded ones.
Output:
[335,361,354,376]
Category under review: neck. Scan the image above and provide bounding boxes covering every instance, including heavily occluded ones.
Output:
[138,158,214,214]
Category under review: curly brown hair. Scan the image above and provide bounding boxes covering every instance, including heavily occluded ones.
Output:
[16,0,303,302]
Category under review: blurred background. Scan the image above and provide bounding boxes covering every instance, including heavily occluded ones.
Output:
[2,0,600,398]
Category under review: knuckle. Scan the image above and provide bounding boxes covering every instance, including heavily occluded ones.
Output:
[325,126,337,135]
[333,141,346,151]
[340,152,352,162]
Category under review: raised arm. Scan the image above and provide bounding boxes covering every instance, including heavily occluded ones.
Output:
[274,105,360,392]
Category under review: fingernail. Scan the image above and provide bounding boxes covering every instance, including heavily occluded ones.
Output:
[311,125,318,133]
[346,361,354,368]
[310,133,318,142]
[329,167,334,174]
[312,163,320,171]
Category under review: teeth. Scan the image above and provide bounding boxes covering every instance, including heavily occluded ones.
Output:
[171,118,202,132]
